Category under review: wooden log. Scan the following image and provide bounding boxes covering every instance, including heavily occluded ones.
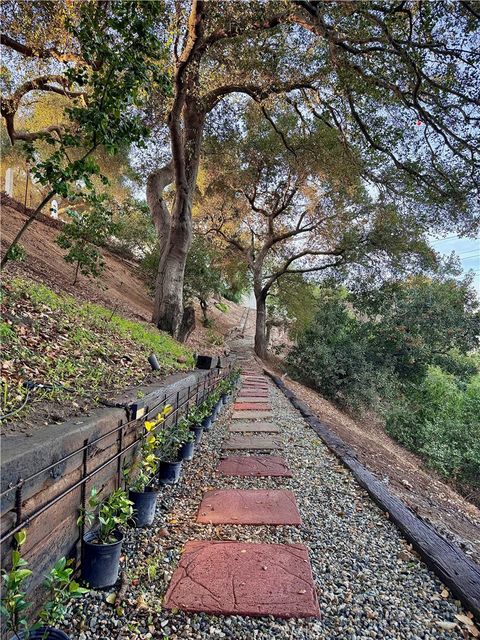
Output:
[265,370,480,620]
[195,355,219,370]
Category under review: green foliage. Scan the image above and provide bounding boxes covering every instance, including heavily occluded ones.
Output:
[215,302,229,313]
[112,198,156,258]
[268,274,320,340]
[184,236,224,321]
[39,557,88,628]
[125,405,173,492]
[155,418,193,463]
[6,244,27,263]
[3,1,171,265]
[288,275,480,492]
[287,290,397,411]
[56,194,117,283]
[386,368,480,489]
[79,487,133,544]
[1,530,32,637]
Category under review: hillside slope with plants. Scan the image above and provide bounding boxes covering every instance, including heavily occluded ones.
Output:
[0,276,193,435]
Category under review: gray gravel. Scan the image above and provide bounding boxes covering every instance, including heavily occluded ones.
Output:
[63,374,471,639]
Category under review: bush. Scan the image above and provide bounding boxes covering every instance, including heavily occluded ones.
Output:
[287,291,397,411]
[386,367,480,489]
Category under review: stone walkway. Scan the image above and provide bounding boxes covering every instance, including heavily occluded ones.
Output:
[65,351,471,639]
[163,366,321,618]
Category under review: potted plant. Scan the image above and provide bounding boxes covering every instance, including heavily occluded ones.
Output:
[177,418,196,460]
[156,423,186,485]
[185,408,204,444]
[79,487,133,589]
[1,530,87,640]
[124,453,159,528]
[123,404,173,527]
[210,389,223,421]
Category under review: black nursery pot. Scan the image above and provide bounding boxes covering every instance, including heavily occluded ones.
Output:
[158,459,182,484]
[178,440,195,461]
[129,488,158,527]
[10,629,71,640]
[82,529,123,589]
[202,415,212,431]
[190,425,203,445]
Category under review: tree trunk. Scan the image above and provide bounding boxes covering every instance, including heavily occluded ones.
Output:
[149,100,205,339]
[254,292,268,359]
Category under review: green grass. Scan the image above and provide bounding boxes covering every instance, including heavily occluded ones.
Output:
[1,277,194,422]
[214,302,229,313]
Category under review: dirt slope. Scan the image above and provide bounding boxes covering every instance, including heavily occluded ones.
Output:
[1,202,152,320]
[0,201,246,350]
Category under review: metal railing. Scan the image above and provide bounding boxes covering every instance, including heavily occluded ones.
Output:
[0,363,233,547]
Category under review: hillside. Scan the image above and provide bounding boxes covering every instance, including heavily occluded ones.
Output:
[2,197,479,565]
[0,197,248,350]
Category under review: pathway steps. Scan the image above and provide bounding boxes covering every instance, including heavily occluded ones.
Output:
[217,455,292,477]
[163,541,319,618]
[223,434,284,450]
[232,410,273,420]
[233,402,271,411]
[164,365,320,620]
[229,421,280,433]
[197,488,301,525]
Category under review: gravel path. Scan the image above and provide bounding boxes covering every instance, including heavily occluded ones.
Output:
[64,376,472,639]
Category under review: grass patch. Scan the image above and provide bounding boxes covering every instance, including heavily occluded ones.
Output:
[214,302,229,313]
[1,277,194,423]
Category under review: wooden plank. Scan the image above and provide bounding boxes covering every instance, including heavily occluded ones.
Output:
[265,370,480,620]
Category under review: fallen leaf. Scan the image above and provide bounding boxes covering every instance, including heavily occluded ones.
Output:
[105,593,116,604]
[456,614,475,627]
[136,595,149,610]
[441,588,449,598]
[436,621,457,631]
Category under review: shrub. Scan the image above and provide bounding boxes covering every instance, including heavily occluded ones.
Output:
[386,367,480,488]
[287,291,397,411]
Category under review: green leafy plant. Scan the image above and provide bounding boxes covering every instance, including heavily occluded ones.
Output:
[156,418,193,463]
[56,195,117,284]
[78,487,133,544]
[6,244,27,263]
[38,557,88,630]
[1,529,32,638]
[1,530,88,639]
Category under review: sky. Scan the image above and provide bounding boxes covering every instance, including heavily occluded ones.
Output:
[430,235,480,298]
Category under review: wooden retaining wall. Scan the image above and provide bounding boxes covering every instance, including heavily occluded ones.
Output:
[1,361,234,608]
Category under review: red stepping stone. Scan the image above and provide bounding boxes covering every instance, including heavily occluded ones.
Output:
[235,396,269,403]
[223,434,283,450]
[217,456,292,477]
[164,541,319,618]
[197,489,301,525]
[239,391,268,397]
[234,402,271,411]
[229,421,280,433]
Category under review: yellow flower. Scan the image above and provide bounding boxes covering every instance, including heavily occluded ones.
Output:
[163,404,173,416]
[146,434,156,445]
[145,420,156,432]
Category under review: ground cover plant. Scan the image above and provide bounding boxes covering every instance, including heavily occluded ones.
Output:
[0,277,193,428]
